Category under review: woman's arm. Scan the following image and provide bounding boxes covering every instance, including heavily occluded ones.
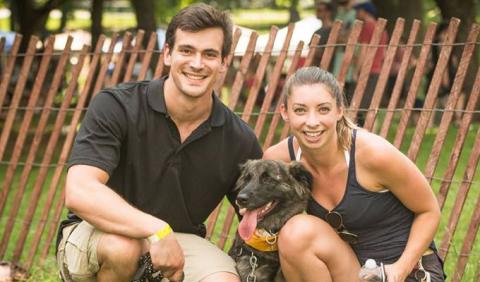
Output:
[358,132,441,282]
[263,138,292,162]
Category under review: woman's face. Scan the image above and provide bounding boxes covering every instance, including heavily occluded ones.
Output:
[281,83,343,150]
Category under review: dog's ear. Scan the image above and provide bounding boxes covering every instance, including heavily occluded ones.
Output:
[238,159,255,174]
[234,159,254,191]
[289,161,313,191]
[240,159,253,169]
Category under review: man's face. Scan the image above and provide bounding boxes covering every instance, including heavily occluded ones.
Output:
[315,4,331,22]
[355,9,367,20]
[164,27,226,99]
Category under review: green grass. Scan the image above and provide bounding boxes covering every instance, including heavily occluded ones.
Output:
[232,8,315,33]
[45,11,137,32]
[232,8,292,32]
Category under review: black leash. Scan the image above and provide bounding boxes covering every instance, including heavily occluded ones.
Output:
[132,252,163,282]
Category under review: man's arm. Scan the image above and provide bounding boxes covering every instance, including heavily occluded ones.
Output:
[65,164,185,281]
[65,164,167,237]
[64,90,167,236]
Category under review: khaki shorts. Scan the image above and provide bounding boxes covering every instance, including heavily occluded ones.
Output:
[56,221,238,281]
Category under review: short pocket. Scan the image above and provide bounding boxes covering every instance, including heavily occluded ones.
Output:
[63,222,98,281]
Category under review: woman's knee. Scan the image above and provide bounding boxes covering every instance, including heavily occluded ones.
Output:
[278,214,343,256]
[279,215,321,252]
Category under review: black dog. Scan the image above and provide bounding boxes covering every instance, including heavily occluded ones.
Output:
[229,159,312,282]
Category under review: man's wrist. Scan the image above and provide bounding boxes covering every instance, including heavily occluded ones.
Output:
[147,224,173,243]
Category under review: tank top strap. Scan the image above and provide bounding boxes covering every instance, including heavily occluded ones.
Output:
[348,129,357,177]
[287,135,303,161]
[287,135,296,161]
[296,146,302,161]
[344,150,350,167]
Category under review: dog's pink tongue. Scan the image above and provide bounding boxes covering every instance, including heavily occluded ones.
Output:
[238,209,259,241]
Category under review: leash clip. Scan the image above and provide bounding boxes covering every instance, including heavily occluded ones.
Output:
[247,252,258,282]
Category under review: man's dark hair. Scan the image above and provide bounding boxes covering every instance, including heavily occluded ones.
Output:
[316,2,333,12]
[165,3,233,59]
[353,2,377,17]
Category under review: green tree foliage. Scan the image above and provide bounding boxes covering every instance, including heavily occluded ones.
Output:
[7,0,68,50]
[153,0,182,25]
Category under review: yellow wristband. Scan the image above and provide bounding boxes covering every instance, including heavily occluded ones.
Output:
[148,225,172,243]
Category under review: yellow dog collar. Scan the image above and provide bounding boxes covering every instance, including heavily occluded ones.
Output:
[245,229,278,252]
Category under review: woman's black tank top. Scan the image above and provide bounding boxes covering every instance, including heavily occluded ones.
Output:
[287,130,435,264]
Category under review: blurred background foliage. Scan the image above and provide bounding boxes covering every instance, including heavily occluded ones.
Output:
[0,0,478,43]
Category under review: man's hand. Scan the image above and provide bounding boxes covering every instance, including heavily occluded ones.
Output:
[149,233,185,281]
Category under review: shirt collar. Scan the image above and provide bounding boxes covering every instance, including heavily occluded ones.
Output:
[147,76,226,127]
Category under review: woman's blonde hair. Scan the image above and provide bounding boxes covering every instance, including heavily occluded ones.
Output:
[282,66,357,151]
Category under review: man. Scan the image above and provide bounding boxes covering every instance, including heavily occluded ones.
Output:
[352,1,388,125]
[312,1,334,67]
[56,4,262,282]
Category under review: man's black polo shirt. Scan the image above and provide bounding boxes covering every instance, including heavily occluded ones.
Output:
[60,76,262,238]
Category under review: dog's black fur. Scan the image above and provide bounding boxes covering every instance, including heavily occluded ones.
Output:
[229,159,312,282]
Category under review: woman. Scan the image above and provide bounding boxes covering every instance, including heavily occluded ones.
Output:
[264,67,445,281]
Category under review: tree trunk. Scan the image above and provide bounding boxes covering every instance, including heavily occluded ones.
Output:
[372,0,422,35]
[14,0,38,51]
[435,0,475,42]
[91,0,104,49]
[288,0,300,23]
[8,0,17,31]
[130,0,157,34]
[11,0,66,51]
[57,2,73,32]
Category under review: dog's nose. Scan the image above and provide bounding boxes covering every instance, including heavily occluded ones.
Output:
[236,192,249,206]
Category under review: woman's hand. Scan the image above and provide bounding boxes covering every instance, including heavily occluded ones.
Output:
[384,262,410,282]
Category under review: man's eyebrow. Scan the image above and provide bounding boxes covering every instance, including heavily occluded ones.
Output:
[177,44,194,49]
[176,44,220,54]
[203,48,220,54]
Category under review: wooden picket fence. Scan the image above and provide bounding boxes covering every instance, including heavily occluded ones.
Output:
[0,16,479,281]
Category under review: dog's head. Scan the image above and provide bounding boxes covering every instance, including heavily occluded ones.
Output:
[234,159,312,241]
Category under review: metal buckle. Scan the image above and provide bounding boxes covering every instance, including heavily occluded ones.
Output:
[414,256,431,282]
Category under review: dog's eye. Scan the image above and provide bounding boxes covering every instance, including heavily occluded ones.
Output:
[260,172,277,182]
[259,172,269,181]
